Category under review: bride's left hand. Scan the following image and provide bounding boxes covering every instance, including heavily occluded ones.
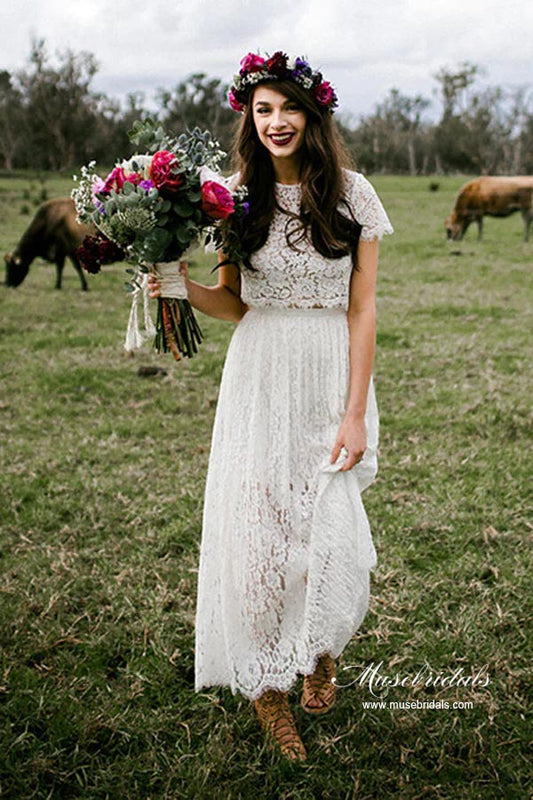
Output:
[330,415,367,471]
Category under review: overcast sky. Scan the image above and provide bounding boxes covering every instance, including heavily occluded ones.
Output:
[2,0,531,121]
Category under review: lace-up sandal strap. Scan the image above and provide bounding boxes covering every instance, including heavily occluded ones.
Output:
[301,654,336,715]
[254,689,307,761]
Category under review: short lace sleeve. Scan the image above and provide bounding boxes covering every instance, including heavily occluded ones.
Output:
[344,170,394,242]
[204,171,241,254]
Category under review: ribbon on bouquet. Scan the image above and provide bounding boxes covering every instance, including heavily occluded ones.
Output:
[124,270,157,352]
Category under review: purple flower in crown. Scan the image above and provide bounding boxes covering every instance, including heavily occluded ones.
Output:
[138,179,154,192]
[291,57,313,80]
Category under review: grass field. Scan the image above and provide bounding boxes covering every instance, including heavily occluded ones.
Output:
[0,171,531,800]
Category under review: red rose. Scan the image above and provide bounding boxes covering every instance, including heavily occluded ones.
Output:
[266,51,288,77]
[149,150,184,195]
[201,181,235,220]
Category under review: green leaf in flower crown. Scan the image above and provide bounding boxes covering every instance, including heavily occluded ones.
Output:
[122,181,135,195]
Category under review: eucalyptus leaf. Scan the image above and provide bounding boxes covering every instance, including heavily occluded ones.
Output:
[176,227,192,245]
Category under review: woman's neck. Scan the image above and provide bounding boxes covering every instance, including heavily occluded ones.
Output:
[271,155,302,185]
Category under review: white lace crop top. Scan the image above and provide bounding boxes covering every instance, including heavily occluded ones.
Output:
[228,169,393,311]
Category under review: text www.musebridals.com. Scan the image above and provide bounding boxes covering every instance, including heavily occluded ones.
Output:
[361,699,475,710]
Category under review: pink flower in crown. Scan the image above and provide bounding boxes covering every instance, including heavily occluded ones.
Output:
[314,81,334,108]
[228,89,245,113]
[240,53,265,74]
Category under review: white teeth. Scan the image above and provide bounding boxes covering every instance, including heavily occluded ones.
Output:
[271,134,293,144]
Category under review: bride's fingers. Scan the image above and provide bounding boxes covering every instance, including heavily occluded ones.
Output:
[330,441,343,464]
[340,449,365,471]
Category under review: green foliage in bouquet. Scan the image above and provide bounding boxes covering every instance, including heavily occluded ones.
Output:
[72,118,249,360]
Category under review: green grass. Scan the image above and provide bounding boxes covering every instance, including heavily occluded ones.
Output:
[0,172,531,799]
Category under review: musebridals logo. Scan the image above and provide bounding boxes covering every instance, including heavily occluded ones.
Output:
[333,661,490,699]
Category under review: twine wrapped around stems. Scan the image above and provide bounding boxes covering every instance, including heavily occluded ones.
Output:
[152,261,203,361]
[124,261,203,361]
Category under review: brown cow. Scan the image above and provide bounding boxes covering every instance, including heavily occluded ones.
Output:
[5,198,94,290]
[445,176,533,242]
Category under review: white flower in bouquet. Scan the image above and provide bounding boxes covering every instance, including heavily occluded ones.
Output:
[120,154,152,179]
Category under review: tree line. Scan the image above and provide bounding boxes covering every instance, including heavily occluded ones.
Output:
[1,40,531,175]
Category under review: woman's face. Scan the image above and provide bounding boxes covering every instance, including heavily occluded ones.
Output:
[252,85,307,166]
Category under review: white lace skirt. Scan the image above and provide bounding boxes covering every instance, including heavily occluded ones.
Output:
[194,306,379,701]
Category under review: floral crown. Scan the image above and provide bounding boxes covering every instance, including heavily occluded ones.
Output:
[228,51,339,115]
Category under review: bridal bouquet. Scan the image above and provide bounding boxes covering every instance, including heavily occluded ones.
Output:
[72,119,248,360]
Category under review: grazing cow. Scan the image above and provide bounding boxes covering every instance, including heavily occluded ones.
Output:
[445,176,533,242]
[5,198,94,290]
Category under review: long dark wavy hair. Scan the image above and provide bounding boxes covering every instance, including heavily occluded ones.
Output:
[229,79,362,271]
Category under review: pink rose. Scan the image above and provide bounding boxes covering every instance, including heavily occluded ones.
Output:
[228,89,245,113]
[149,150,184,195]
[102,167,128,193]
[314,81,334,107]
[239,53,265,73]
[201,181,235,220]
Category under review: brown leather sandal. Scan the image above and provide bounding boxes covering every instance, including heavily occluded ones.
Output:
[254,689,307,762]
[301,654,336,715]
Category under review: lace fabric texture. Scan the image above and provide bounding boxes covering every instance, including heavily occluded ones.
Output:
[194,171,392,700]
[241,169,393,310]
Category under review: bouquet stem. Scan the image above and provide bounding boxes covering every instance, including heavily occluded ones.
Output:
[155,298,203,361]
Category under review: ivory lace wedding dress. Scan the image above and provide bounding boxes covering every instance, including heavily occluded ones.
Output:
[194,169,393,701]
